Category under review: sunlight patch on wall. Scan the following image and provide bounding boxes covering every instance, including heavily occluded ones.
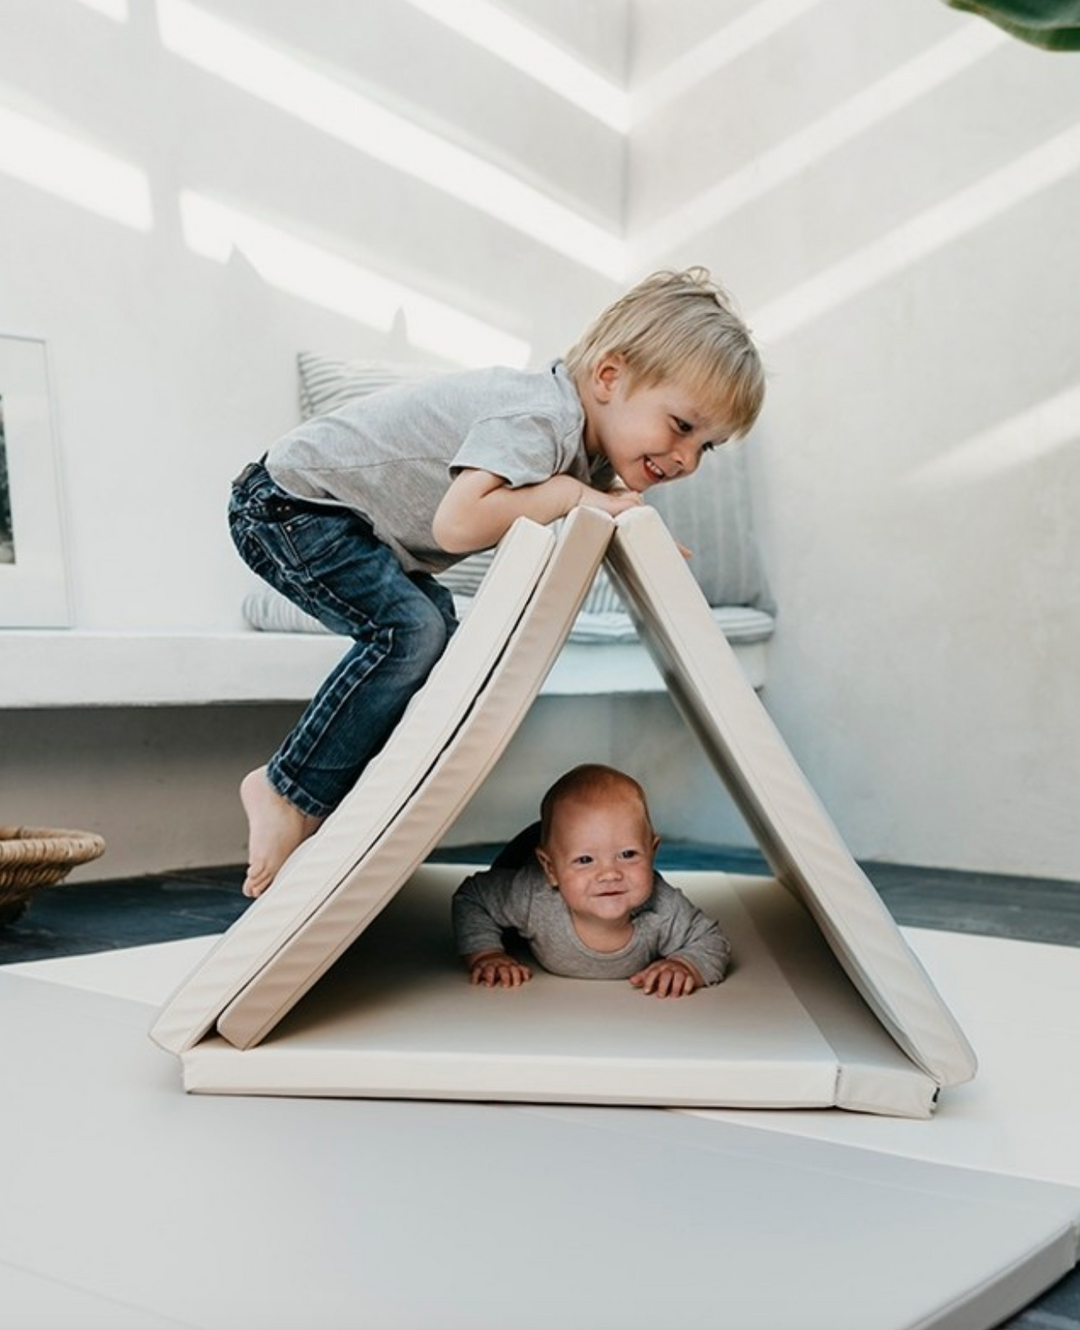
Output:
[402,0,629,131]
[630,22,1005,265]
[0,104,152,230]
[72,0,129,19]
[630,0,827,123]
[180,191,530,368]
[912,383,1080,488]
[158,0,625,279]
[755,119,1080,344]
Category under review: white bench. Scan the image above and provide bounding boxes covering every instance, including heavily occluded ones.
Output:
[3,618,769,709]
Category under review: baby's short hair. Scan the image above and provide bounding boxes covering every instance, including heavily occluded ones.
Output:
[539,763,653,845]
[564,267,765,439]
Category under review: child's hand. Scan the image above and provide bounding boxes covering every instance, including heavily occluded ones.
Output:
[468,950,533,989]
[629,958,702,998]
[576,484,644,518]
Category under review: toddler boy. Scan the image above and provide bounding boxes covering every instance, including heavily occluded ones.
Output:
[230,269,764,896]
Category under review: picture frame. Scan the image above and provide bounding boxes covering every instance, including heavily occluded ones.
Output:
[0,335,71,627]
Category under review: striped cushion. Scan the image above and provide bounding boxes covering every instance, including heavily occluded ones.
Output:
[646,442,769,610]
[297,351,426,419]
[243,587,773,646]
[436,537,625,615]
[435,551,494,601]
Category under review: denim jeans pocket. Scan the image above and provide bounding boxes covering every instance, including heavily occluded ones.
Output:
[274,507,374,577]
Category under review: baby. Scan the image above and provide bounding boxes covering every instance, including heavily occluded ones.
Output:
[452,764,731,998]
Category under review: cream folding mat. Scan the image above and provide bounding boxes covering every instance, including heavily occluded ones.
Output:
[604,508,978,1096]
[153,507,976,1117]
[152,506,613,1053]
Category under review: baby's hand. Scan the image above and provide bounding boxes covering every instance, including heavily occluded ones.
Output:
[468,950,533,989]
[629,958,701,998]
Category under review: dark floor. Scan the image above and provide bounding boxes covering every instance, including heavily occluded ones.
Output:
[3,844,1079,1329]
[4,841,1080,965]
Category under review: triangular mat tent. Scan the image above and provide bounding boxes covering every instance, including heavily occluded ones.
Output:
[152,506,976,1117]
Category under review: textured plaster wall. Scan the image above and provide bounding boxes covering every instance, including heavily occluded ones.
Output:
[2,0,1076,881]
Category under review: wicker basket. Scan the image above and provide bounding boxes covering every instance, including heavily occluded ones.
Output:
[0,826,106,925]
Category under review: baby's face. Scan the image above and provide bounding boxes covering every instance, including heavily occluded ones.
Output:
[535,795,659,928]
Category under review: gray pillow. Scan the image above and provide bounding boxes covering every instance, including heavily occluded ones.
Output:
[646,443,769,610]
[297,350,425,419]
[435,537,625,614]
[242,586,773,646]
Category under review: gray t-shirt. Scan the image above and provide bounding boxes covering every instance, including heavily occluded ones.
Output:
[452,863,731,985]
[266,360,611,574]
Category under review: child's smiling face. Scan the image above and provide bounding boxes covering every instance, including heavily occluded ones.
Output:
[535,793,659,930]
[583,355,729,493]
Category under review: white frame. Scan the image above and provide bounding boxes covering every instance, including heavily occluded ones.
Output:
[0,335,71,626]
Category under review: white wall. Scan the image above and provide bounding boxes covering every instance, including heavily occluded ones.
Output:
[627,0,1080,879]
[0,0,626,632]
[0,0,627,877]
[2,0,1077,884]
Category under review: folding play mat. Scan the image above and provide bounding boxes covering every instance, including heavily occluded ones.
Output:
[152,507,977,1117]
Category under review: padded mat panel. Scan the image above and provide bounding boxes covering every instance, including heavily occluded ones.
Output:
[6,971,1079,1330]
[215,507,616,1048]
[182,867,938,1115]
[606,507,977,1089]
[154,504,971,1119]
[151,516,560,1054]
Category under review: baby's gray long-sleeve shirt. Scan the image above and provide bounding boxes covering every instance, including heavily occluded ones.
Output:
[452,864,731,985]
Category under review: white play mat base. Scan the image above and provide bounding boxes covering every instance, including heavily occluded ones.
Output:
[4,921,1080,1330]
[180,866,943,1117]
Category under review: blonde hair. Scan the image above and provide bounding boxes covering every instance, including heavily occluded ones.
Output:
[539,764,654,846]
[564,267,765,439]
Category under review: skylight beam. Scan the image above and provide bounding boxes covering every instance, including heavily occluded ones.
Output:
[402,0,629,131]
[180,192,530,369]
[158,0,624,279]
[630,23,1005,266]
[0,104,152,230]
[912,383,1080,487]
[630,0,827,123]
[755,120,1080,344]
[71,0,129,19]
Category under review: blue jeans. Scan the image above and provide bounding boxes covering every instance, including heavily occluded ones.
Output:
[229,462,457,818]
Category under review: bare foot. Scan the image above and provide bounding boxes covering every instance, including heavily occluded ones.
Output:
[239,768,323,898]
